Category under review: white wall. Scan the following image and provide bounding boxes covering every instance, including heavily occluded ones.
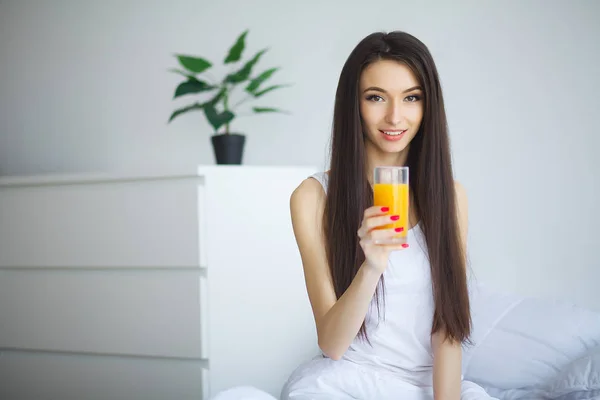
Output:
[0,0,598,311]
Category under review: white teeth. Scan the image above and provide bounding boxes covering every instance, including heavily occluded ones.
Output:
[384,131,404,136]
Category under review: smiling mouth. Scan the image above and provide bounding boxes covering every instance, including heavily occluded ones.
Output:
[379,129,407,136]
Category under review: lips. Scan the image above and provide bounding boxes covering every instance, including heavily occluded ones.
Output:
[379,129,407,141]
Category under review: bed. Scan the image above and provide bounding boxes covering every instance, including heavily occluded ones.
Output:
[211,281,600,400]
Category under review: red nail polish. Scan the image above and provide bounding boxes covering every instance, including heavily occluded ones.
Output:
[390,215,400,221]
[381,207,389,212]
[395,227,404,232]
[402,243,409,248]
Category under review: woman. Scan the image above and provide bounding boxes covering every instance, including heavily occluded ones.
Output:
[281,31,497,399]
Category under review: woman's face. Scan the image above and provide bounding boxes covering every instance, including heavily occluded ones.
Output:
[359,59,424,155]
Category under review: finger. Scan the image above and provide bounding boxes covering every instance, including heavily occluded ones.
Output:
[361,236,407,246]
[364,205,392,219]
[370,227,405,240]
[359,207,393,237]
[363,214,401,231]
[357,228,365,239]
[360,227,403,244]
[384,242,410,251]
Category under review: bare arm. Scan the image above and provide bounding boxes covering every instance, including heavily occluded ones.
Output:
[290,178,404,360]
[432,181,469,400]
[432,330,462,400]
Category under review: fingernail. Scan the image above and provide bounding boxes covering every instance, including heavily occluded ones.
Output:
[381,207,389,212]
[402,243,409,248]
[390,215,400,221]
[395,227,404,232]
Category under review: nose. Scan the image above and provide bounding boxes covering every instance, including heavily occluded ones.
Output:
[385,101,403,126]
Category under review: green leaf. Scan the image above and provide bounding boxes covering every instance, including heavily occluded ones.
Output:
[225,48,268,84]
[253,84,291,98]
[174,80,217,98]
[169,68,197,80]
[204,103,235,132]
[168,88,228,123]
[168,102,204,123]
[252,107,284,113]
[224,30,248,64]
[245,68,278,94]
[176,55,212,73]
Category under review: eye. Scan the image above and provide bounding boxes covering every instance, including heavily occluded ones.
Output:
[366,94,384,102]
[405,95,421,102]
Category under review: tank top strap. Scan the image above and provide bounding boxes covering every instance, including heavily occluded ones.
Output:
[309,171,329,195]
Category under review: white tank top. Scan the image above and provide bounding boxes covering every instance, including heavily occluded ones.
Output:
[311,171,435,385]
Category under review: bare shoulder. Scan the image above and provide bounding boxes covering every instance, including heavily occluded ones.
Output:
[290,176,328,243]
[454,180,469,244]
[454,180,468,207]
[291,176,325,205]
[290,177,327,220]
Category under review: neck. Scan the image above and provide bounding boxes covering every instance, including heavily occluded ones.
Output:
[364,140,410,185]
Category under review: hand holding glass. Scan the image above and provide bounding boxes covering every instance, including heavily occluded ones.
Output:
[371,166,409,245]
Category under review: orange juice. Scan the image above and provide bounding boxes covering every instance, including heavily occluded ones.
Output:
[373,183,409,240]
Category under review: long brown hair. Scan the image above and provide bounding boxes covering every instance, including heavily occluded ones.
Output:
[324,31,471,344]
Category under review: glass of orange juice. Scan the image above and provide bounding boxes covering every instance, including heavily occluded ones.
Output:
[373,166,409,244]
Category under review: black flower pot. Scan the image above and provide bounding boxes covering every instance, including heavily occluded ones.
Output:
[211,133,246,165]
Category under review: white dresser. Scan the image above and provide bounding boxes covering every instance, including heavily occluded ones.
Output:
[0,165,320,400]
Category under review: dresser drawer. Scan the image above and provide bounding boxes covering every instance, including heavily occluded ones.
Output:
[0,177,205,268]
[0,349,208,400]
[0,269,205,359]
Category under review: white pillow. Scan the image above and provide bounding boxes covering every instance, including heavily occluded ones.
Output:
[463,284,600,390]
[478,347,600,400]
[461,282,523,376]
[548,345,600,398]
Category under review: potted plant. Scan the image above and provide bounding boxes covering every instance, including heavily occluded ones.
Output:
[168,30,291,165]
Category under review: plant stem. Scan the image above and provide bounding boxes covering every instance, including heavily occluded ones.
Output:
[223,86,230,135]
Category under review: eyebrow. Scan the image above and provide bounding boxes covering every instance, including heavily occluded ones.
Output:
[363,85,423,94]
